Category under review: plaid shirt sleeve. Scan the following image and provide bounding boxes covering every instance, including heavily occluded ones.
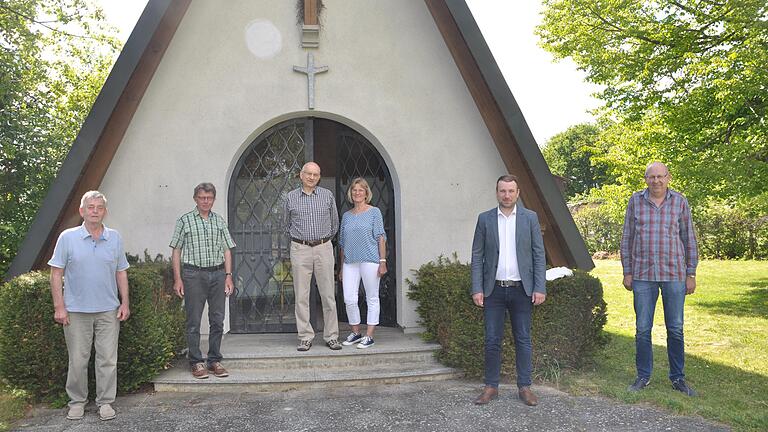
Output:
[169,217,185,250]
[330,192,339,237]
[620,195,636,276]
[679,197,699,275]
[283,192,291,236]
[221,217,236,249]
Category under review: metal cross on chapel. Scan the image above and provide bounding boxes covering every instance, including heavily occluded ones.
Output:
[293,52,328,110]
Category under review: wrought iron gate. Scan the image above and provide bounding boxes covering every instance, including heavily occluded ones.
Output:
[228,119,307,332]
[228,117,396,332]
[335,130,396,327]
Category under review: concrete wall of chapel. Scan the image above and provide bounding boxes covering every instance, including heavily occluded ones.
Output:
[100,0,507,329]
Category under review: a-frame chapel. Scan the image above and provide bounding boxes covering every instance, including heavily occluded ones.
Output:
[10,0,593,333]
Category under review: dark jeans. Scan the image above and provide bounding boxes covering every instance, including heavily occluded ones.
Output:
[483,284,533,388]
[632,280,686,381]
[182,267,226,366]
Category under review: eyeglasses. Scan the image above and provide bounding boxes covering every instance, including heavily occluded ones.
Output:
[645,174,668,181]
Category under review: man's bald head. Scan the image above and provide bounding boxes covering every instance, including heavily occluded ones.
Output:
[300,161,322,191]
[644,161,671,198]
[302,161,321,173]
[645,162,669,177]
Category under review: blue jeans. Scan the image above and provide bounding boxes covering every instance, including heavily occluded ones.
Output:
[182,267,226,366]
[483,284,533,388]
[632,280,686,381]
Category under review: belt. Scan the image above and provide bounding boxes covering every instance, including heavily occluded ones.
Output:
[183,263,225,272]
[495,280,522,287]
[291,237,331,247]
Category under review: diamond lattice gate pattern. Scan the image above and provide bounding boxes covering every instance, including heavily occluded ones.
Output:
[335,130,396,327]
[229,117,396,333]
[229,119,307,332]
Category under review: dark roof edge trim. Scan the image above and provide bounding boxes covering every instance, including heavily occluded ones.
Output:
[6,0,174,280]
[445,0,594,270]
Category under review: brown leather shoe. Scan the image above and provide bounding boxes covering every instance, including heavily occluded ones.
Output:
[474,386,498,405]
[207,361,229,378]
[518,386,538,406]
[191,362,209,379]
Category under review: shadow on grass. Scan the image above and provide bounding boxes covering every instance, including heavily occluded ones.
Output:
[578,332,768,431]
[695,278,768,318]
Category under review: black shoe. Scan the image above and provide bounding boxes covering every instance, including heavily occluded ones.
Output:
[671,378,697,396]
[627,377,650,392]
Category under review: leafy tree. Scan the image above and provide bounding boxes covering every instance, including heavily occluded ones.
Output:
[542,123,613,200]
[0,0,118,277]
[537,0,768,206]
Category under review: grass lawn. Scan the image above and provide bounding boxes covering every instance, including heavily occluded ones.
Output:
[559,260,768,431]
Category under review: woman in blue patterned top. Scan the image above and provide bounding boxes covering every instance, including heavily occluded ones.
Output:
[338,178,387,349]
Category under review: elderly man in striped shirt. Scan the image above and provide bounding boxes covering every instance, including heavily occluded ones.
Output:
[284,162,342,351]
[621,162,699,396]
[170,183,236,379]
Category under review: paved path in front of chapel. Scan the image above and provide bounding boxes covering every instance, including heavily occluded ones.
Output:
[13,380,729,431]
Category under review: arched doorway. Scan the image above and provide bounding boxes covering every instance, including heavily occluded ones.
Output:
[228,117,396,333]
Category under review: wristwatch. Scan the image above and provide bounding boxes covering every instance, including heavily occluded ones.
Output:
[225,272,233,276]
[687,275,695,278]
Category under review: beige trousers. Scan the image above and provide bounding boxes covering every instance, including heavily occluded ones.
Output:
[63,310,120,407]
[290,240,339,342]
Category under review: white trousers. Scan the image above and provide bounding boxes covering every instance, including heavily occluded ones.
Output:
[342,262,381,326]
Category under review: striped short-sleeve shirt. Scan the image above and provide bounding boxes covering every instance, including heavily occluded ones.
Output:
[169,209,236,267]
[620,188,699,281]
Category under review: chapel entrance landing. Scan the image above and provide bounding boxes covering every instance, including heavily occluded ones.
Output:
[228,117,396,333]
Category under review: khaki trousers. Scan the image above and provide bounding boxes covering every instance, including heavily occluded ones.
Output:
[290,240,339,342]
[63,310,120,407]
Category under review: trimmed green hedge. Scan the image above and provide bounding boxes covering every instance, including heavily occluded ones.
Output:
[571,198,768,259]
[407,255,608,381]
[0,261,184,402]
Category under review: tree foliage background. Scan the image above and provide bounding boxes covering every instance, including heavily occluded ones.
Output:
[541,123,614,200]
[0,0,119,277]
[537,0,768,257]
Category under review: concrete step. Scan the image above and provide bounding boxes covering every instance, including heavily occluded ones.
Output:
[154,364,462,393]
[222,349,441,370]
[152,328,463,392]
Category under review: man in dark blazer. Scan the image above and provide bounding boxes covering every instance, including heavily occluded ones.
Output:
[471,174,546,406]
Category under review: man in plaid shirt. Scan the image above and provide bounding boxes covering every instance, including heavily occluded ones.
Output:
[170,183,236,379]
[621,162,699,396]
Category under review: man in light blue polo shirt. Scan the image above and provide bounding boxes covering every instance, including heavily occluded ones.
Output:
[48,191,130,421]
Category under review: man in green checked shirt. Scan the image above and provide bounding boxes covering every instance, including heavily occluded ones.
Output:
[170,183,236,379]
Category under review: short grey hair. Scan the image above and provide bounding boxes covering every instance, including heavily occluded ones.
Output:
[80,190,107,209]
[193,182,217,198]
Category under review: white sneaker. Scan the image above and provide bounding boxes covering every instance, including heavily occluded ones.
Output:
[357,336,375,349]
[66,404,84,420]
[342,332,363,345]
[99,403,116,421]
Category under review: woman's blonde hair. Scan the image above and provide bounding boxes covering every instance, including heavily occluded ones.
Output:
[346,177,373,204]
